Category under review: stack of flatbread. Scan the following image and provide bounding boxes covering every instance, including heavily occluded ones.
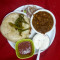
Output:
[1,13,30,42]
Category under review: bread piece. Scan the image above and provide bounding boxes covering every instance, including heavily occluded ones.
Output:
[1,13,30,42]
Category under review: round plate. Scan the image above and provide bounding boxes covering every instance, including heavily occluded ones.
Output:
[8,5,56,54]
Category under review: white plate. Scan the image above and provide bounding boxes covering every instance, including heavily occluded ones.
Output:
[8,5,56,54]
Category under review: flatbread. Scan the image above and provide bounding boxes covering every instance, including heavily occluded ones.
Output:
[1,13,30,42]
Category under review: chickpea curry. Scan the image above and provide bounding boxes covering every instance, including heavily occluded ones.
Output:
[32,11,53,34]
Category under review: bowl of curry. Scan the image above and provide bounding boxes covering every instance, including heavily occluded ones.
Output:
[31,9,56,34]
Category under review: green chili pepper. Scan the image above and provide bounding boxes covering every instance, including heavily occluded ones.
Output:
[9,22,23,30]
[9,14,29,36]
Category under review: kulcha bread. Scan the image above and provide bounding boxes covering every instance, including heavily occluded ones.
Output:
[1,13,30,42]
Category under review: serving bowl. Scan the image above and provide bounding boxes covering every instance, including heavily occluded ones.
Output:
[30,9,56,34]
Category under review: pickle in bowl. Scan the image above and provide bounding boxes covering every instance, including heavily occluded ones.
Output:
[15,39,35,59]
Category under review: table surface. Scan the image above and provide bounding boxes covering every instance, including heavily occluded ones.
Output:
[0,0,60,60]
